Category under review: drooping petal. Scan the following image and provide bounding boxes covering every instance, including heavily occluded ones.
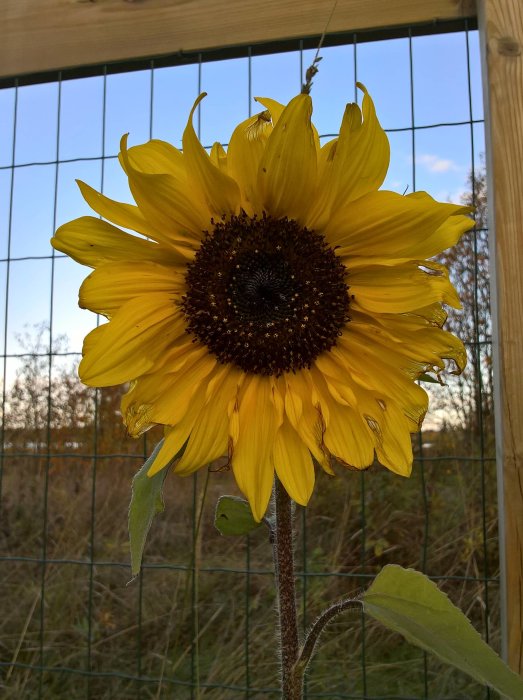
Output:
[147,387,208,476]
[362,392,414,476]
[334,333,428,429]
[230,375,280,521]
[258,93,317,221]
[273,419,315,506]
[121,349,216,434]
[349,382,414,476]
[175,367,244,474]
[322,396,375,470]
[282,373,331,473]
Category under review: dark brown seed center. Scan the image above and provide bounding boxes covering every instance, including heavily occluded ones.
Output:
[181,212,350,376]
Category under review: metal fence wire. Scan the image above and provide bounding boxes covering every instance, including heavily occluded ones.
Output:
[0,17,497,700]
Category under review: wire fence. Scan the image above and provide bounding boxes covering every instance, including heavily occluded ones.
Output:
[0,16,497,699]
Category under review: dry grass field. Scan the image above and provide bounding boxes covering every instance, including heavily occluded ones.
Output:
[0,399,498,698]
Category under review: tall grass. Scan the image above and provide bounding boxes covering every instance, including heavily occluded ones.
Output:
[0,419,498,699]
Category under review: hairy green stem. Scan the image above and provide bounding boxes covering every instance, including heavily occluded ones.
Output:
[272,477,301,700]
[271,478,361,697]
[296,597,362,674]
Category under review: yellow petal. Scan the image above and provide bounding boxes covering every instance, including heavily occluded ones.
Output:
[175,367,243,475]
[348,310,467,375]
[273,419,315,506]
[283,372,331,473]
[121,349,216,433]
[79,261,185,316]
[124,139,185,178]
[322,398,375,470]
[405,303,449,327]
[79,293,179,387]
[147,427,184,477]
[308,83,389,228]
[400,327,466,375]
[306,366,375,469]
[119,134,207,245]
[150,337,208,376]
[370,400,413,476]
[334,334,428,428]
[227,111,272,214]
[76,180,166,242]
[182,94,240,217]
[258,93,317,221]
[327,190,472,257]
[312,353,359,409]
[334,83,390,205]
[350,261,461,313]
[350,386,414,476]
[254,97,285,124]
[147,387,206,477]
[52,216,185,268]
[230,375,278,521]
[209,142,228,173]
[255,96,320,150]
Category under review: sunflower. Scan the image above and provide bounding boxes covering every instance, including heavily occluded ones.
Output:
[52,83,472,521]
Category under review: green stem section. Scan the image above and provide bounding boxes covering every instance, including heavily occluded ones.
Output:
[296,597,362,674]
[273,477,301,700]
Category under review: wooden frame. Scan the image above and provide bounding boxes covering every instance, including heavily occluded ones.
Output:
[1,0,522,679]
[479,0,523,675]
[1,0,475,80]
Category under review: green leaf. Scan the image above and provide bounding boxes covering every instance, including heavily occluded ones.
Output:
[128,440,170,577]
[418,372,440,384]
[214,495,262,536]
[364,565,523,700]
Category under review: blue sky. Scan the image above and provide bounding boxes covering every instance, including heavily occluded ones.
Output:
[0,29,484,388]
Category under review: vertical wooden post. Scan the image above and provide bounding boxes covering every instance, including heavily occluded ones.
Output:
[478,0,523,675]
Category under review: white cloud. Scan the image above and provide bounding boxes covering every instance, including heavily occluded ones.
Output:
[417,153,460,174]
[432,187,468,204]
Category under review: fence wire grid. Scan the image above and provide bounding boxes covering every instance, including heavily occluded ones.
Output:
[0,16,497,700]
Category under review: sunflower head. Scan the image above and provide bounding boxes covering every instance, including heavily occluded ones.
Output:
[52,83,472,521]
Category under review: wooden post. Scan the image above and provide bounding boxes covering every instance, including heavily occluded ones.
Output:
[478,0,523,675]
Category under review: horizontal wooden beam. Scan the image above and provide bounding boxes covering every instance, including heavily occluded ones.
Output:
[0,0,476,81]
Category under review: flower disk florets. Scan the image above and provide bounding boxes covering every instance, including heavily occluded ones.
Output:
[181,212,350,376]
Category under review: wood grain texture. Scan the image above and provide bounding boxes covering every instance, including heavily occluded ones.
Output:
[479,0,523,675]
[0,0,474,79]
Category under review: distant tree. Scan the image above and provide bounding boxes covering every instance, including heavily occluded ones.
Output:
[5,324,94,452]
[436,159,493,445]
[4,322,152,463]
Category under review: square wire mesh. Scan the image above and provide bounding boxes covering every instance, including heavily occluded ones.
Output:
[0,17,497,699]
